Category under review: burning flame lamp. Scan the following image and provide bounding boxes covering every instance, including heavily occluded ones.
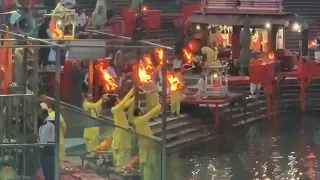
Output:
[142,6,147,11]
[183,48,194,64]
[154,48,164,66]
[138,60,153,84]
[205,63,229,98]
[309,40,317,49]
[266,52,275,63]
[167,73,183,92]
[95,62,118,92]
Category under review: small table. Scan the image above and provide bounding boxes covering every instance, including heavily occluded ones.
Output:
[182,92,247,126]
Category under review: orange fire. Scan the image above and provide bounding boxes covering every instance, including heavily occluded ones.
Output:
[95,63,118,92]
[309,40,317,49]
[139,61,152,83]
[183,48,194,64]
[167,73,183,91]
[143,55,154,71]
[268,52,274,60]
[142,6,147,11]
[155,48,164,65]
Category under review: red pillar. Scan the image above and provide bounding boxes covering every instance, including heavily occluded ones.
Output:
[232,26,241,59]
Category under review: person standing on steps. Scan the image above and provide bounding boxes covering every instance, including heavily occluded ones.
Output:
[38,109,55,180]
[133,104,162,180]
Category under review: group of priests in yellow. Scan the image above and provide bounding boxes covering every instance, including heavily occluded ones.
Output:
[82,84,182,180]
[111,88,161,180]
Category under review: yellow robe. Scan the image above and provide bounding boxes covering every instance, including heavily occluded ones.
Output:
[83,98,103,118]
[170,90,181,115]
[133,104,162,180]
[82,98,103,152]
[201,46,217,64]
[111,89,134,166]
[48,110,67,168]
[146,91,160,118]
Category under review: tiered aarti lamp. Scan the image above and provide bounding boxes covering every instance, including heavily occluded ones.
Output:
[204,61,229,98]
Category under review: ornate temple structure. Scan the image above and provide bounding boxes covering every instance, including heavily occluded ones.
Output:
[189,0,309,59]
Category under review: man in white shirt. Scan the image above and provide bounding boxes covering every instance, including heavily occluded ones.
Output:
[92,0,107,30]
[38,109,55,180]
[197,72,206,95]
[76,9,86,32]
[9,11,21,27]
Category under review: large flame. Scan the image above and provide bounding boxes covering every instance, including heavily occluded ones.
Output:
[167,73,183,91]
[95,63,118,92]
[183,48,194,64]
[143,55,154,71]
[139,61,153,83]
[155,48,164,65]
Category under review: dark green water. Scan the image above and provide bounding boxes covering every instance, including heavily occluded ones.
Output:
[181,111,320,180]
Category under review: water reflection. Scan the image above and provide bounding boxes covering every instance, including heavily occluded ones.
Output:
[181,112,320,180]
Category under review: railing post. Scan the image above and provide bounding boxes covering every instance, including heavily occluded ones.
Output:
[32,41,39,134]
[54,46,61,180]
[160,49,168,180]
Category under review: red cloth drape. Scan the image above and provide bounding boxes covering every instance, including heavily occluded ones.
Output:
[0,29,13,94]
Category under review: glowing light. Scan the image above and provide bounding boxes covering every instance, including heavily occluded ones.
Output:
[56,20,62,26]
[183,48,194,64]
[292,22,300,31]
[268,52,275,60]
[95,63,118,92]
[167,73,183,91]
[138,61,152,83]
[309,40,317,48]
[213,73,218,78]
[265,22,271,28]
[155,48,164,65]
[196,24,201,30]
[143,55,154,71]
[142,6,147,11]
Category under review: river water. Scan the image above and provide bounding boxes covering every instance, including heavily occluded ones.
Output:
[181,111,320,180]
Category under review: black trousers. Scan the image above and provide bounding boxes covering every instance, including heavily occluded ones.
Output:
[39,47,50,66]
[107,9,113,20]
[40,146,55,180]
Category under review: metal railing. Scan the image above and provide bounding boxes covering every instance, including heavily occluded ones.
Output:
[0,94,54,177]
[0,143,54,178]
[47,96,162,142]
[0,30,171,179]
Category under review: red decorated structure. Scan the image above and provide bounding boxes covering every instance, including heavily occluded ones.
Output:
[185,0,306,61]
[181,0,314,123]
[114,7,162,37]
